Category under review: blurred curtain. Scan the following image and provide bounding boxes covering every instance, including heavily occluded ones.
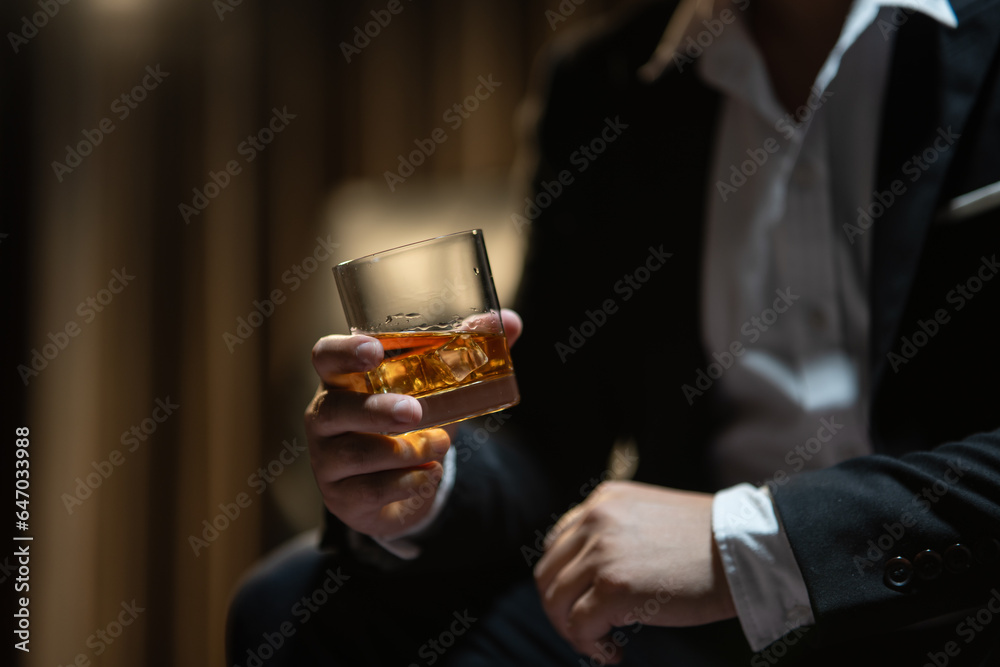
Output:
[5,0,631,666]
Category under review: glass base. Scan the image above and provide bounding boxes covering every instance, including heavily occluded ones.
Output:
[383,373,519,435]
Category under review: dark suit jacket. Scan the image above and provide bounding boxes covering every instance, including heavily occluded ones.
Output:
[324,0,1000,659]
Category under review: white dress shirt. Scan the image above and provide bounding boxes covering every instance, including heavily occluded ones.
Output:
[641,0,957,651]
[378,0,959,654]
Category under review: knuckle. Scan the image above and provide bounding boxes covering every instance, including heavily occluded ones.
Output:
[581,505,608,527]
[593,480,621,496]
[303,390,322,424]
[318,480,347,513]
[320,489,343,516]
[592,570,628,597]
[335,437,373,471]
[362,395,391,428]
[355,478,387,507]
[308,436,335,477]
[304,389,331,428]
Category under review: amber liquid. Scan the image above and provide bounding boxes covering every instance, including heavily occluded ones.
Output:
[365,331,519,434]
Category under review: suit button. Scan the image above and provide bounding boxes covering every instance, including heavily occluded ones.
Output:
[973,538,1000,565]
[944,544,973,573]
[884,557,913,589]
[914,550,944,580]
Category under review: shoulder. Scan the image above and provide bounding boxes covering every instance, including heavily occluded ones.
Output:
[534,0,678,100]
[522,1,689,165]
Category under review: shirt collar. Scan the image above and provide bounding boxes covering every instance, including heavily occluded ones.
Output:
[638,0,958,83]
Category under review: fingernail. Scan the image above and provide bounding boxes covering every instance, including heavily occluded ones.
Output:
[392,397,419,423]
[356,341,381,368]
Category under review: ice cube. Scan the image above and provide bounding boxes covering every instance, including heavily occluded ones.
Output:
[436,336,488,382]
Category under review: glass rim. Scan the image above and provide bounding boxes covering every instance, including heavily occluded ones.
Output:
[334,229,483,269]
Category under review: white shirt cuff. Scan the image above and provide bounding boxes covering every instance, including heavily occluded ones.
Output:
[371,445,457,560]
[712,483,815,651]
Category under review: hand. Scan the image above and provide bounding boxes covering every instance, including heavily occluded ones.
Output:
[305,309,522,538]
[534,481,736,662]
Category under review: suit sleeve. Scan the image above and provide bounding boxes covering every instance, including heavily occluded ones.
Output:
[771,429,1000,644]
[771,16,1000,636]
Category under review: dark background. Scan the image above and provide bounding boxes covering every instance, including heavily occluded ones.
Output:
[0,0,645,665]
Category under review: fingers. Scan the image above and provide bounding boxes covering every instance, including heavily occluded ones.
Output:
[306,385,422,438]
[311,334,383,384]
[534,485,623,658]
[332,461,445,533]
[456,308,523,346]
[565,588,620,662]
[543,502,588,551]
[534,512,587,598]
[310,429,451,535]
[311,429,450,484]
[500,308,523,347]
[310,312,521,386]
[306,331,459,537]
[537,532,595,640]
[534,498,594,612]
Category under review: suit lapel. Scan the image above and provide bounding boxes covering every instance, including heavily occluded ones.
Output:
[870,0,1000,395]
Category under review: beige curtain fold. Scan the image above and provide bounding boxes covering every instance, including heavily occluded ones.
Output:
[18,1,629,665]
